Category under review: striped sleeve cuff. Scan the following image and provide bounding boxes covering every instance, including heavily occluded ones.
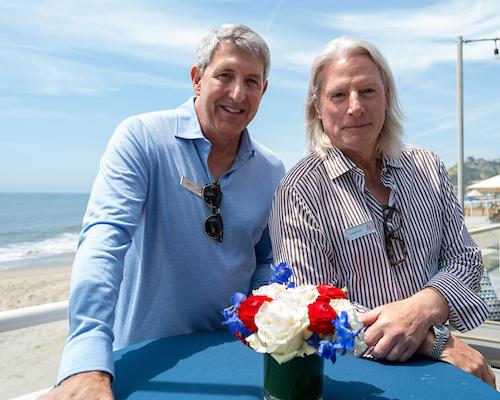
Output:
[426,271,489,332]
[56,333,114,385]
[353,302,370,313]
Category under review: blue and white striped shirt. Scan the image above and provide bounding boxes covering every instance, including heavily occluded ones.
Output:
[270,144,488,332]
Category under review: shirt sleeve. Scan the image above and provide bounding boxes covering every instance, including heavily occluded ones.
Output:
[269,183,335,286]
[425,158,489,332]
[250,225,274,291]
[250,160,286,291]
[57,117,150,384]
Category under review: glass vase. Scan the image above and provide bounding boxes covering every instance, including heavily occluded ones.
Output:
[263,353,324,400]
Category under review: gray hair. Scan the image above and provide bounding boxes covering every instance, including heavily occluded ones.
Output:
[306,36,404,159]
[196,24,271,81]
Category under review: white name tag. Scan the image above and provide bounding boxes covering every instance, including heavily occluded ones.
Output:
[180,176,203,197]
[344,221,376,241]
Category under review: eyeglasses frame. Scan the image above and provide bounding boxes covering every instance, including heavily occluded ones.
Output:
[382,205,407,266]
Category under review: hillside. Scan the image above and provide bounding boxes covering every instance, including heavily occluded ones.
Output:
[448,157,500,189]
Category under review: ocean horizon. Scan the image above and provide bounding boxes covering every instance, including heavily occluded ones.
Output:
[0,192,89,269]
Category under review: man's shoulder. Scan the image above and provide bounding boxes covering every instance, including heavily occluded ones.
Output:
[250,138,284,170]
[119,108,177,133]
[114,100,194,145]
[399,144,442,167]
[279,152,324,190]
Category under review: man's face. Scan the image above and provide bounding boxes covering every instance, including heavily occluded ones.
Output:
[315,54,387,159]
[191,41,267,144]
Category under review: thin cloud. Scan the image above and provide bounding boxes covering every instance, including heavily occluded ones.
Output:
[266,0,287,33]
[0,1,210,68]
[283,0,500,72]
[0,48,191,96]
[323,0,500,38]
[409,101,500,139]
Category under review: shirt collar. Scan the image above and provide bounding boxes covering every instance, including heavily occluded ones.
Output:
[175,97,206,140]
[381,154,403,169]
[322,146,359,181]
[322,146,404,181]
[175,96,255,159]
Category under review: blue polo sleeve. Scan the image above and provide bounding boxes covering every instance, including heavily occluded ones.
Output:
[57,117,150,384]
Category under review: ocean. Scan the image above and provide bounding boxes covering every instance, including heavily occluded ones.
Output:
[0,193,89,270]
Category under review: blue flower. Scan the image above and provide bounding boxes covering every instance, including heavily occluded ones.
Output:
[311,311,362,364]
[221,292,250,338]
[268,261,295,287]
[307,332,321,348]
[332,311,357,355]
[318,340,337,363]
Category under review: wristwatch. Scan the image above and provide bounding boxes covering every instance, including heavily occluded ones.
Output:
[430,324,450,359]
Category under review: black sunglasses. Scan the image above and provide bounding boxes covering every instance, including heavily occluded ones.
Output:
[382,206,407,266]
[202,182,223,242]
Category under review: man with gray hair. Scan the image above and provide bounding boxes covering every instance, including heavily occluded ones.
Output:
[42,24,284,399]
[270,36,495,387]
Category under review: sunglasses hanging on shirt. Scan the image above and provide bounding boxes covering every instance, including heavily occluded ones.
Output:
[382,205,407,266]
[180,176,224,242]
[202,182,223,242]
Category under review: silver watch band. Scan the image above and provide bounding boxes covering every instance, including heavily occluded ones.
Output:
[430,324,450,359]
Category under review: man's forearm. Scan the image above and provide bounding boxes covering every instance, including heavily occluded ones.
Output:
[411,287,449,325]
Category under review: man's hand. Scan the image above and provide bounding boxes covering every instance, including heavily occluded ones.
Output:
[440,335,496,388]
[358,288,449,362]
[418,329,496,388]
[37,371,114,400]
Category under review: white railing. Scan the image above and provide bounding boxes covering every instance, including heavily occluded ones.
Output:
[0,300,68,333]
[470,223,500,235]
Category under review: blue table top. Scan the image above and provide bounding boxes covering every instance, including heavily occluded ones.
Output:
[112,331,499,399]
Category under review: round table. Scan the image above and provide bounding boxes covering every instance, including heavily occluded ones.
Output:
[112,331,499,399]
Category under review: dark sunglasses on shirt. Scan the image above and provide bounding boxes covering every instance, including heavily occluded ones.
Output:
[202,182,223,242]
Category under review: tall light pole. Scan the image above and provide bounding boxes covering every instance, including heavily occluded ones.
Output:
[457,36,464,210]
[456,36,499,210]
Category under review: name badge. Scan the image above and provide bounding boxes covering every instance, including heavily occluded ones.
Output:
[180,176,203,197]
[344,221,376,241]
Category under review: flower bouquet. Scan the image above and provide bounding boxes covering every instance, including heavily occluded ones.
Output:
[222,262,366,400]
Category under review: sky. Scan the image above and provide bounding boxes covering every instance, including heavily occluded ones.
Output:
[0,0,499,193]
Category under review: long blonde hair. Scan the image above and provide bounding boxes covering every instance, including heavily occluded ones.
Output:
[306,36,404,159]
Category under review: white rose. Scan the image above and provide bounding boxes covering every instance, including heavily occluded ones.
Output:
[252,283,287,299]
[246,299,315,363]
[279,285,319,308]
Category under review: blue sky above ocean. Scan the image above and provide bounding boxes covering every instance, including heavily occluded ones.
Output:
[0,0,499,193]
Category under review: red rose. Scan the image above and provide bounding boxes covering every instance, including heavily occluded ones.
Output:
[316,284,347,303]
[238,295,272,333]
[308,301,337,335]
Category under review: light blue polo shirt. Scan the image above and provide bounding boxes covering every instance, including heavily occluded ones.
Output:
[57,97,285,383]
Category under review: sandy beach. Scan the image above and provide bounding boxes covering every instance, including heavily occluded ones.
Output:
[0,263,72,400]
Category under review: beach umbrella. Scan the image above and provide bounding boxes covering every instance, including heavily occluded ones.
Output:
[467,174,500,193]
[465,189,483,197]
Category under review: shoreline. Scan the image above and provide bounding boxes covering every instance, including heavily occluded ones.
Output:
[0,252,76,273]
